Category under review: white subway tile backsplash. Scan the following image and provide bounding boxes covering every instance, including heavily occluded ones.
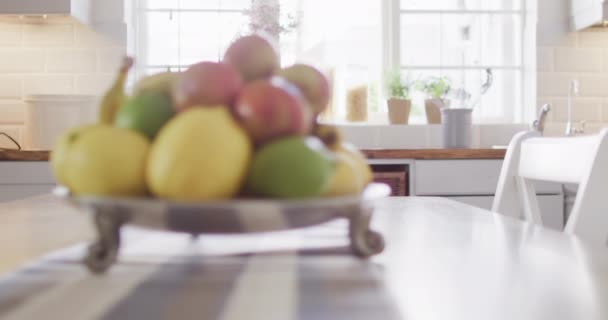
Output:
[581,123,607,134]
[554,48,602,72]
[543,123,567,136]
[0,101,25,124]
[0,125,22,149]
[98,47,126,71]
[0,76,22,98]
[23,75,74,96]
[74,74,114,96]
[601,102,608,122]
[74,22,115,48]
[537,47,553,72]
[551,98,602,122]
[47,49,98,73]
[0,17,125,132]
[578,30,608,48]
[537,72,574,97]
[541,73,608,99]
[23,23,73,46]
[538,30,577,47]
[577,75,608,97]
[0,23,21,46]
[602,51,608,72]
[0,49,45,73]
[540,28,608,126]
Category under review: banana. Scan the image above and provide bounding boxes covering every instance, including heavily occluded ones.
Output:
[312,123,343,150]
[98,57,134,125]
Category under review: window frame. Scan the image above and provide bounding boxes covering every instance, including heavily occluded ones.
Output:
[130,0,537,123]
[382,0,536,123]
[129,0,251,81]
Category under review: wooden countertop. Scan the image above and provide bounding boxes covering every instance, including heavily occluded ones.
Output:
[0,149,506,161]
[362,148,506,159]
[0,150,50,161]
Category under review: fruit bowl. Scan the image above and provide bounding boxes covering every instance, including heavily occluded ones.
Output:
[55,183,391,274]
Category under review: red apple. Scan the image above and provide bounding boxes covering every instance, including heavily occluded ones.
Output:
[223,34,280,83]
[234,77,313,144]
[278,64,330,116]
[173,61,242,111]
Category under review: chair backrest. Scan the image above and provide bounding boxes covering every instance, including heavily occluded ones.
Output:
[492,129,608,245]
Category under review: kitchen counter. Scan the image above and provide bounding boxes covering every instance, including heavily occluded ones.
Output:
[0,149,507,161]
[0,150,50,161]
[362,148,506,159]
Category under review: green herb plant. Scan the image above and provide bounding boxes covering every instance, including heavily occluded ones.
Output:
[424,76,451,100]
[385,70,411,100]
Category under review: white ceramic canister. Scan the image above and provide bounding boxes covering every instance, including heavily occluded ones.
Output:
[441,108,473,149]
[24,95,98,150]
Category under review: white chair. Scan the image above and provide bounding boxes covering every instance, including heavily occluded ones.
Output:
[493,129,608,245]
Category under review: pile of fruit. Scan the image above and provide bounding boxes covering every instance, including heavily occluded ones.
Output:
[51,34,372,201]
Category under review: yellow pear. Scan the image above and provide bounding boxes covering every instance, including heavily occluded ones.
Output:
[147,107,252,200]
[324,152,364,196]
[338,142,373,185]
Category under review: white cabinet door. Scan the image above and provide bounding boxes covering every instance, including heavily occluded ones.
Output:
[0,162,54,184]
[0,185,55,202]
[0,162,55,202]
[446,195,564,230]
[414,160,562,196]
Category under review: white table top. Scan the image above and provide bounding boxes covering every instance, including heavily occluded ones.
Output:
[0,195,607,320]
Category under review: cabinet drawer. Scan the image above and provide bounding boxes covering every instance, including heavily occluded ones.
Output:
[0,162,54,184]
[414,160,561,196]
[0,184,55,202]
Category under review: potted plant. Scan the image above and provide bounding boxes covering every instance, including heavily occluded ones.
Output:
[385,70,411,125]
[423,76,451,124]
[244,0,300,41]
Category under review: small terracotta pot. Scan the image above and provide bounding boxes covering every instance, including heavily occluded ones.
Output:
[387,98,411,124]
[425,99,450,124]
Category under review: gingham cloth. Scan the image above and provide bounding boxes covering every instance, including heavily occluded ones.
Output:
[0,221,400,320]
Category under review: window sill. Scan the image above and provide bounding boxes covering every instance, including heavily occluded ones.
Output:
[332,122,528,150]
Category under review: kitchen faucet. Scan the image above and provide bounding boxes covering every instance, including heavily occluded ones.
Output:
[566,79,579,136]
[532,104,551,134]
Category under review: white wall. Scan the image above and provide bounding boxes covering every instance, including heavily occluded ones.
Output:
[0,16,125,148]
[537,0,608,135]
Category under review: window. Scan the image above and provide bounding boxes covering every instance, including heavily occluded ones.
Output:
[128,0,535,123]
[388,0,535,123]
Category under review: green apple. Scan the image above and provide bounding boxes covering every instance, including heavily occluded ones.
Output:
[246,136,335,198]
[115,91,175,139]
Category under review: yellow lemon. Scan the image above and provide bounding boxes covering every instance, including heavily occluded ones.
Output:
[53,125,150,196]
[51,124,97,187]
[147,107,252,200]
[339,142,373,185]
